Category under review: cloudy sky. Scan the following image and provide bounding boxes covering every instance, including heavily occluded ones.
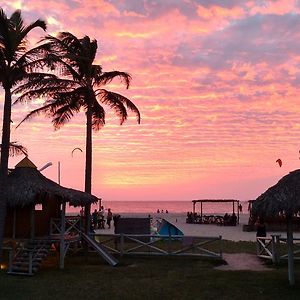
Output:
[2,0,300,201]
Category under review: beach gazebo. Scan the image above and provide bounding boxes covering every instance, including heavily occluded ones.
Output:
[191,199,240,225]
[252,169,300,285]
[4,157,98,272]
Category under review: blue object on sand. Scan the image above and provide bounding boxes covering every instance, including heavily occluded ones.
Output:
[157,218,184,236]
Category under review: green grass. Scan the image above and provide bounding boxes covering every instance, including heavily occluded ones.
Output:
[0,241,299,300]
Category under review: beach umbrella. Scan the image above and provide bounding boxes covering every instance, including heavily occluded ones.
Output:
[252,169,300,285]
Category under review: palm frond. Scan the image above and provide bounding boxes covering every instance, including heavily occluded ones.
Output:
[8,141,28,157]
[96,89,140,124]
[91,101,105,131]
[0,142,27,157]
[52,97,82,129]
[94,71,131,88]
[16,102,55,128]
[96,89,128,124]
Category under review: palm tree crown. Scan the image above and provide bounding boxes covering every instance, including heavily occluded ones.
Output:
[16,32,141,198]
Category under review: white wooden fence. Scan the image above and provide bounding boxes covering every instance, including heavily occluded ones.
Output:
[257,235,300,264]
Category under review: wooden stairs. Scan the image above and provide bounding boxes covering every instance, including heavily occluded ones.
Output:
[7,239,52,276]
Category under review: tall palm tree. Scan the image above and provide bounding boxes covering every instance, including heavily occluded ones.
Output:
[16,32,141,229]
[0,8,47,259]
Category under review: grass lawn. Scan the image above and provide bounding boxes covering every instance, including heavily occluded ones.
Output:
[0,241,299,300]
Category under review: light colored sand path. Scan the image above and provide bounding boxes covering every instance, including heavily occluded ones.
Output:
[215,253,271,271]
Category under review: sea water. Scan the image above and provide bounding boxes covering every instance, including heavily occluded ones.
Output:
[67,200,249,215]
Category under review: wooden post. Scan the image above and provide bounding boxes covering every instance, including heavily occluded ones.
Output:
[58,161,61,185]
[271,234,280,265]
[120,233,124,257]
[29,252,33,275]
[30,205,35,240]
[237,201,240,224]
[219,236,223,259]
[200,202,203,219]
[287,216,295,285]
[59,202,66,269]
[8,249,12,273]
[12,208,16,239]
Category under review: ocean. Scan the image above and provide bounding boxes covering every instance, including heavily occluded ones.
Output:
[67,200,248,215]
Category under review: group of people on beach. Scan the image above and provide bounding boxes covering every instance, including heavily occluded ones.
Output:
[156,209,169,214]
[91,206,113,230]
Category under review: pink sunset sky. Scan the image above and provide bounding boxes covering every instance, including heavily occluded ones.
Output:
[2,0,300,202]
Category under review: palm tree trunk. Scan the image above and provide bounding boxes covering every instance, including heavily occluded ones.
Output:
[84,105,93,233]
[0,87,12,261]
[1,87,12,175]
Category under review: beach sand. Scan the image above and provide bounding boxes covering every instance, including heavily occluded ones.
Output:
[97,212,300,242]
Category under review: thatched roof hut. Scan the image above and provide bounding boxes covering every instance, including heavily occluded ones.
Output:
[252,169,300,218]
[5,157,98,208]
[252,169,300,286]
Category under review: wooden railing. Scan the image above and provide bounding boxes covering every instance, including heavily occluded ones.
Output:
[92,233,223,259]
[50,216,82,236]
[257,235,300,264]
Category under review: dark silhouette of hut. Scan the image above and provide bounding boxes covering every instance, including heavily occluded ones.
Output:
[252,169,300,285]
[3,157,98,274]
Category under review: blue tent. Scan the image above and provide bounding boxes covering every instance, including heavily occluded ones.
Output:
[157,219,184,236]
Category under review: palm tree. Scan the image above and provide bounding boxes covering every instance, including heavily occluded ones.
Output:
[0,8,47,259]
[16,32,141,229]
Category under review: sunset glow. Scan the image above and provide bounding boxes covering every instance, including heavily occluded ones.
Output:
[2,0,300,201]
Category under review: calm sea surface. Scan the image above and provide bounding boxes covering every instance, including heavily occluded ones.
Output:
[67,200,248,215]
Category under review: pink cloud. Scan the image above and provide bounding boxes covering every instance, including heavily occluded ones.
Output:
[2,0,300,202]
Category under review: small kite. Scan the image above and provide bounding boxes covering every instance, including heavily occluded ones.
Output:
[276,159,282,167]
[72,147,83,157]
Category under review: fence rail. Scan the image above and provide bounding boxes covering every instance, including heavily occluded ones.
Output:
[50,216,82,236]
[92,233,223,259]
[257,235,300,264]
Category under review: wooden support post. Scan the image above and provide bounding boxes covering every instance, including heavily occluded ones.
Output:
[12,208,16,239]
[30,205,35,240]
[287,216,295,286]
[200,202,203,220]
[271,234,280,265]
[8,249,12,273]
[219,236,223,259]
[120,233,124,257]
[29,252,33,275]
[59,202,66,269]
[237,201,240,224]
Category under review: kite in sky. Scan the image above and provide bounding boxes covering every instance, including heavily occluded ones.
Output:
[71,147,83,157]
[276,159,282,167]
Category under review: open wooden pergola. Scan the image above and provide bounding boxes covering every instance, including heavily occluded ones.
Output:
[191,199,240,224]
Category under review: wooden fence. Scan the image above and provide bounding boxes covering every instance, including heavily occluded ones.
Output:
[257,235,300,264]
[92,233,223,259]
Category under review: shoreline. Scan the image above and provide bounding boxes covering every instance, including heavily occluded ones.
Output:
[89,212,300,242]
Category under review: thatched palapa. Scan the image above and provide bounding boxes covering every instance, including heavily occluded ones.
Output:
[252,169,300,217]
[252,169,300,286]
[5,157,98,207]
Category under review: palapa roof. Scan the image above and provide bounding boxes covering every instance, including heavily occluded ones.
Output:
[5,157,98,208]
[252,169,300,217]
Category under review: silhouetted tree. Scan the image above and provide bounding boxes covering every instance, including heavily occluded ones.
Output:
[16,32,141,230]
[0,8,46,259]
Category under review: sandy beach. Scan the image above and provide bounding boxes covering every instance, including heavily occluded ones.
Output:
[96,212,300,242]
